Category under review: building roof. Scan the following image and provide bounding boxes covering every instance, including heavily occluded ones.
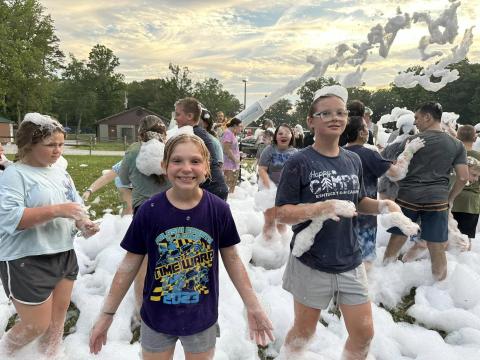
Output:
[0,115,13,124]
[95,107,170,126]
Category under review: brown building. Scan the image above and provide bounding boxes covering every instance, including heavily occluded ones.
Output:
[96,107,170,142]
[0,115,14,143]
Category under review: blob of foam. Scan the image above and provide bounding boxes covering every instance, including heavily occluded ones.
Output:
[379,212,420,236]
[292,200,356,257]
[136,139,165,176]
[313,85,348,104]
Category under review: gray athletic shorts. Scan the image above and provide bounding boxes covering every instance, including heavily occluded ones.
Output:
[141,321,220,354]
[0,250,78,305]
[282,254,369,310]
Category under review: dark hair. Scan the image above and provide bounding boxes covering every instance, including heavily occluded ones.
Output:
[347,100,365,117]
[226,118,242,128]
[272,123,295,147]
[415,102,442,121]
[201,108,217,137]
[138,115,166,142]
[343,116,366,143]
[457,124,476,143]
[399,125,416,136]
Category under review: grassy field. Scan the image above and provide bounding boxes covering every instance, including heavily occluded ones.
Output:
[64,155,124,218]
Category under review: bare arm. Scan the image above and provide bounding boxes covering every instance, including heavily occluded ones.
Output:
[357,197,400,215]
[18,203,85,230]
[257,166,271,189]
[82,170,117,200]
[220,245,274,345]
[448,164,469,205]
[89,252,145,354]
[276,201,338,225]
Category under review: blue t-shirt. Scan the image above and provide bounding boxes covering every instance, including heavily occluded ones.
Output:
[0,163,81,261]
[193,126,228,199]
[259,145,298,186]
[275,146,366,273]
[345,145,391,198]
[120,190,240,336]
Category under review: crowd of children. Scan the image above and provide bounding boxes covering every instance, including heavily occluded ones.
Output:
[0,84,478,360]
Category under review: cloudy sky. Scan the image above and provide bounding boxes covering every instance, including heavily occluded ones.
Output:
[40,0,479,105]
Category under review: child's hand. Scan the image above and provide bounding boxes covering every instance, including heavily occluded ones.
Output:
[246,305,275,346]
[76,219,99,238]
[89,313,114,354]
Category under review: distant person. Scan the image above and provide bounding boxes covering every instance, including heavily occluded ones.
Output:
[214,111,227,137]
[255,129,274,164]
[364,107,376,145]
[293,124,304,148]
[175,97,229,200]
[199,107,224,168]
[221,118,242,193]
[254,119,275,145]
[383,102,468,281]
[451,125,480,250]
[257,124,297,239]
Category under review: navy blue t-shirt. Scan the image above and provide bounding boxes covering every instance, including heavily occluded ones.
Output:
[121,190,240,336]
[193,126,228,200]
[275,146,367,273]
[345,145,391,198]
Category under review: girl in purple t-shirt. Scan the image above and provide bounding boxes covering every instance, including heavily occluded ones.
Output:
[89,133,273,359]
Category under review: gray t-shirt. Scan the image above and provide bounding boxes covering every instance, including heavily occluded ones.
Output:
[397,130,466,203]
[275,146,366,273]
[258,145,298,185]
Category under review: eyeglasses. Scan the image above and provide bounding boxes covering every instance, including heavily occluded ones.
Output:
[311,110,349,121]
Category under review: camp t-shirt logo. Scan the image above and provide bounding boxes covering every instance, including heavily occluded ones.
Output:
[309,169,360,199]
[151,226,214,305]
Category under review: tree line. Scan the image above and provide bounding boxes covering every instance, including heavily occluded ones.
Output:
[1,0,479,133]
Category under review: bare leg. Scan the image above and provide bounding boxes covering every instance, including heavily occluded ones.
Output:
[340,302,374,360]
[142,347,175,360]
[383,234,408,264]
[427,242,447,281]
[282,300,321,356]
[402,240,427,262]
[38,278,74,356]
[1,297,52,355]
[185,348,215,360]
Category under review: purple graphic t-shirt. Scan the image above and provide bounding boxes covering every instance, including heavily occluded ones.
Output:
[121,190,240,336]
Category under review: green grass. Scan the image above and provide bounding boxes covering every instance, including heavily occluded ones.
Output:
[74,142,128,151]
[65,155,124,218]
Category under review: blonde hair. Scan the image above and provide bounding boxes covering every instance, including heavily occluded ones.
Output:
[163,134,211,179]
[16,119,65,160]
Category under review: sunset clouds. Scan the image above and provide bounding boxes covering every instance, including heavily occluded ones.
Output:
[40,0,479,103]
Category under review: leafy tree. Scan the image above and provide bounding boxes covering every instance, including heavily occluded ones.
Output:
[193,78,241,118]
[260,98,294,127]
[0,0,64,122]
[86,44,125,120]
